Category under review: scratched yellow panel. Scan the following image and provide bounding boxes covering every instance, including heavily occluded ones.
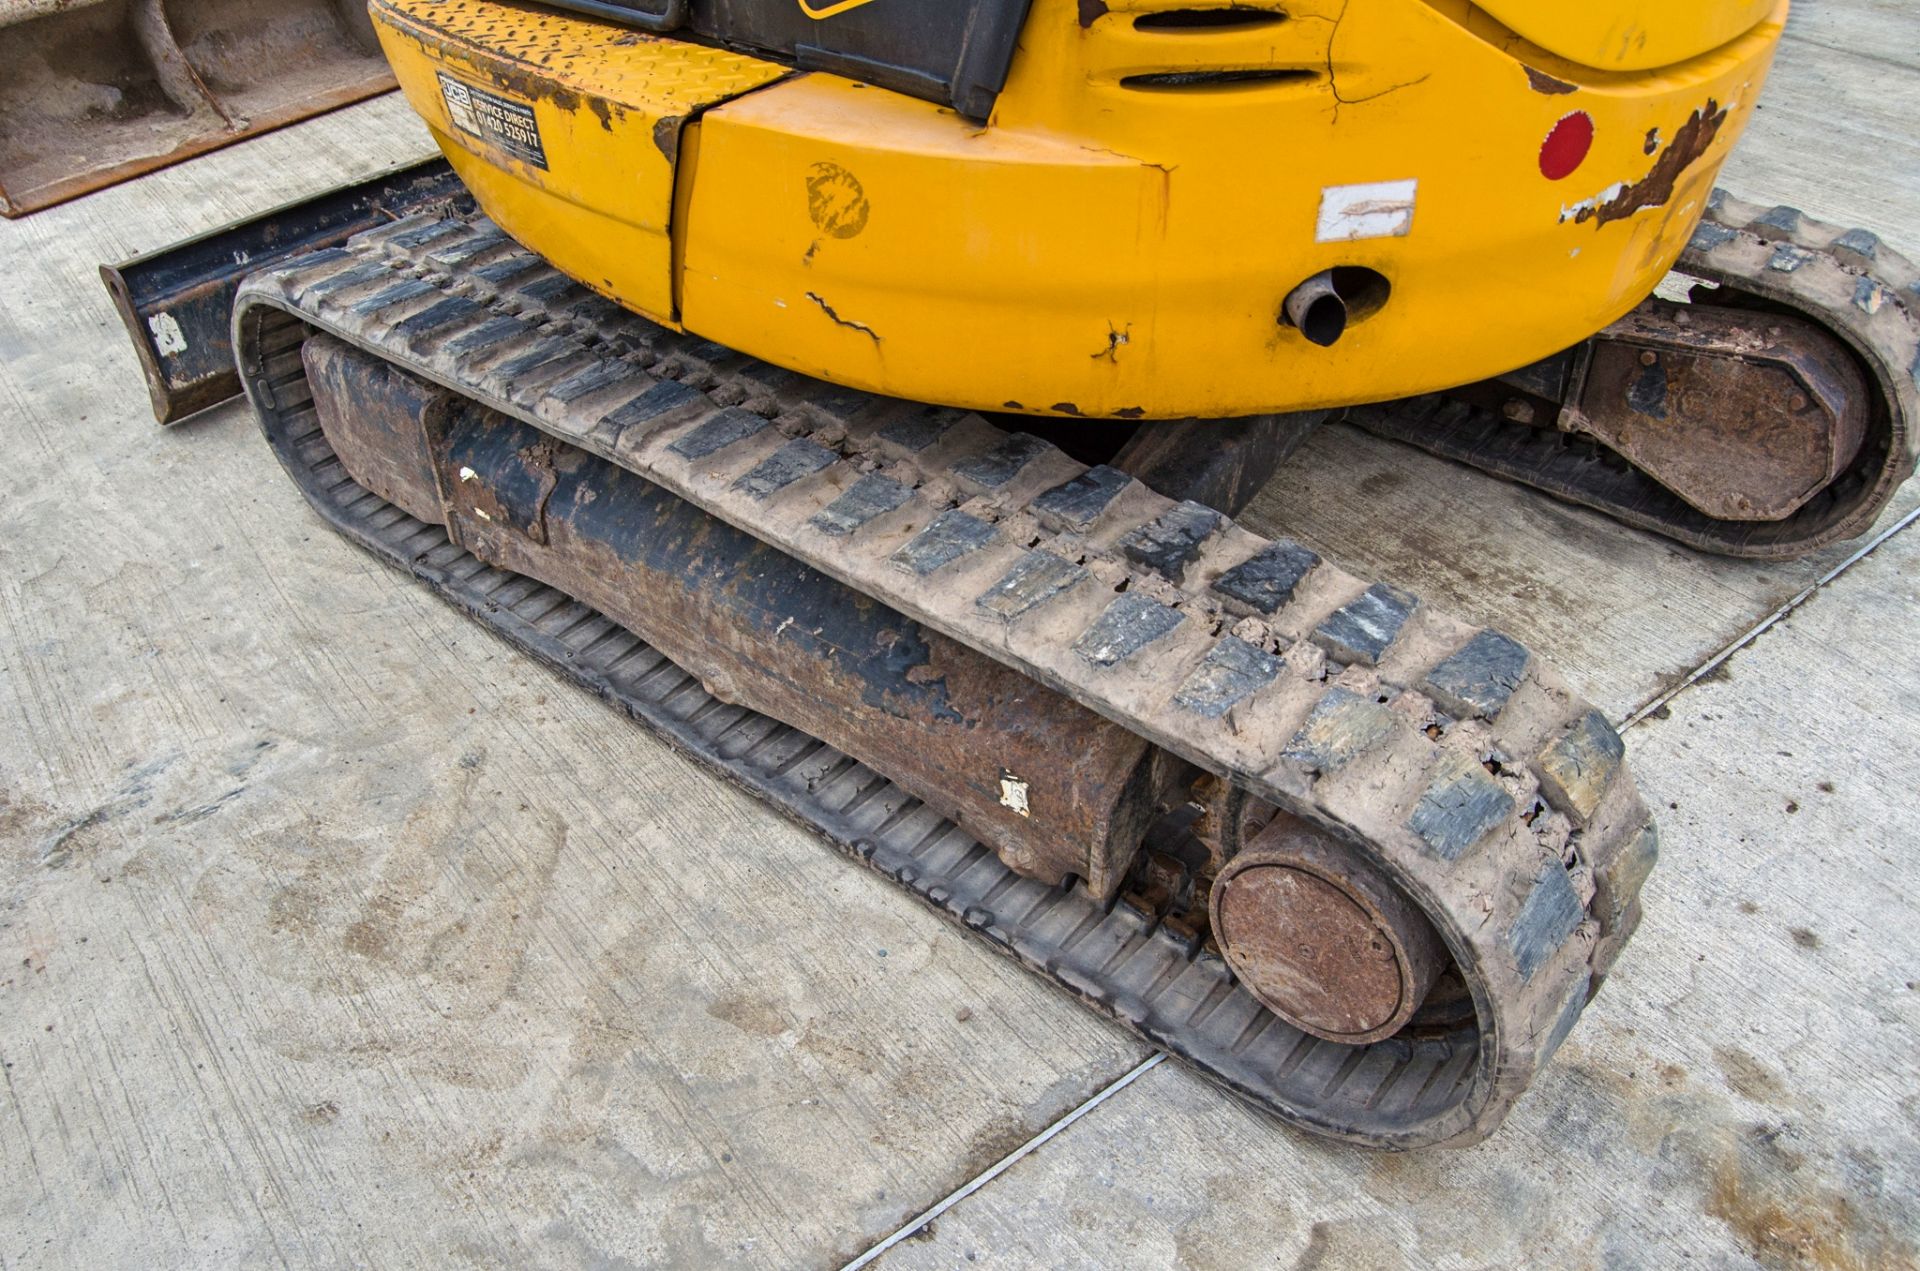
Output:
[1464,0,1780,73]
[371,0,789,323]
[372,0,1790,419]
[679,0,1788,418]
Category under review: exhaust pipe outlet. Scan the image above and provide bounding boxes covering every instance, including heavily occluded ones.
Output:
[1282,270,1348,348]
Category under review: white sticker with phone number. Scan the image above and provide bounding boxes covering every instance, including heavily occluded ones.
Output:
[437,71,548,170]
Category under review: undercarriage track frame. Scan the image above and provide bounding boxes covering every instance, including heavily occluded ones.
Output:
[232,210,1656,1149]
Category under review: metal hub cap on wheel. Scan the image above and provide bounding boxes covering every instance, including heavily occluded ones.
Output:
[1211,816,1447,1044]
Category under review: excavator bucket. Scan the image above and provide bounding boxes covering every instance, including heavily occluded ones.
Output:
[0,0,395,218]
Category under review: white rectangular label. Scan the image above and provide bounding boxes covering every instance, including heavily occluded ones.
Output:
[1315,179,1417,242]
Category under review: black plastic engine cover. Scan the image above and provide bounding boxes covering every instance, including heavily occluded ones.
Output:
[553,0,1033,120]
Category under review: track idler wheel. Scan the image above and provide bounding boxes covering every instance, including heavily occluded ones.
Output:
[1210,815,1446,1045]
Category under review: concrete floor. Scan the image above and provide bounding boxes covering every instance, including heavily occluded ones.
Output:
[2,4,1917,1268]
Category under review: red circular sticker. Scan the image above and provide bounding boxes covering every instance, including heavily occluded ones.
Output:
[1539,111,1594,181]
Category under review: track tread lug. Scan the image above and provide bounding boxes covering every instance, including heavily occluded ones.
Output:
[1030,464,1132,533]
[811,472,913,536]
[1423,629,1531,722]
[1172,636,1280,718]
[1118,499,1223,583]
[1282,686,1395,772]
[1534,709,1625,826]
[893,508,997,574]
[1211,540,1320,615]
[668,406,769,460]
[1407,751,1517,861]
[977,549,1088,621]
[1312,582,1417,666]
[1074,593,1185,667]
[734,437,839,499]
[351,278,437,316]
[1508,859,1586,982]
[951,431,1050,490]
[877,407,961,453]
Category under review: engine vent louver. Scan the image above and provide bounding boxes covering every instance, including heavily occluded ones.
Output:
[1120,67,1315,91]
[1133,7,1287,32]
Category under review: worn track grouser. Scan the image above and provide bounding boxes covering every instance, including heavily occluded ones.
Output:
[182,0,1917,1147]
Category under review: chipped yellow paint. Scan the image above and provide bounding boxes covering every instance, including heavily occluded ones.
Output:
[372,0,1787,418]
[370,0,790,323]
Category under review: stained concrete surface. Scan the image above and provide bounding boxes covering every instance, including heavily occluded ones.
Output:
[2,4,1919,1269]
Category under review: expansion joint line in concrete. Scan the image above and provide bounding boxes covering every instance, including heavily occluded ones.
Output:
[1620,503,1920,732]
[838,1054,1168,1270]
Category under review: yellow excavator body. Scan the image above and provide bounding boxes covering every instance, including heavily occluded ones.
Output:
[370,0,1786,419]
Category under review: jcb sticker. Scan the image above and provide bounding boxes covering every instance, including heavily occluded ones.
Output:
[798,0,880,17]
[438,72,548,171]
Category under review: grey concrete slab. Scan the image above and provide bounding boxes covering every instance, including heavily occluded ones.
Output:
[0,104,1145,1268]
[1755,4,1920,240]
[3,4,1918,1270]
[872,496,1920,1271]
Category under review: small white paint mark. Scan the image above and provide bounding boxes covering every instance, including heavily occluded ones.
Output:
[148,313,187,357]
[998,770,1031,818]
[473,507,492,521]
[1315,179,1417,242]
[458,466,479,482]
[774,616,795,638]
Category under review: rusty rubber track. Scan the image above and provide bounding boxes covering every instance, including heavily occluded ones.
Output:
[1353,191,1920,560]
[234,212,1656,1149]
